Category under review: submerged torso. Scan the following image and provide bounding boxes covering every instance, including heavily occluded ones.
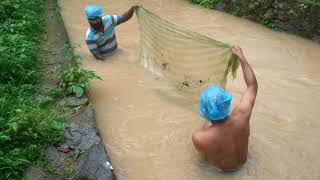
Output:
[201,116,250,170]
[86,15,119,55]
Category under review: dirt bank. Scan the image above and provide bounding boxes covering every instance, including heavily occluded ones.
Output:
[25,0,116,179]
[188,0,320,43]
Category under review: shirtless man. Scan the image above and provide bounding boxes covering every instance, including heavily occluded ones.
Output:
[192,46,258,172]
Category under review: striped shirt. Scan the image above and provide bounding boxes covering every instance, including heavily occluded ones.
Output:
[86,15,122,55]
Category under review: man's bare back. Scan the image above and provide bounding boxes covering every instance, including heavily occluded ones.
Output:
[192,46,258,171]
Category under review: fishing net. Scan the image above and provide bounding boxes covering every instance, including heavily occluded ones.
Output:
[136,7,239,94]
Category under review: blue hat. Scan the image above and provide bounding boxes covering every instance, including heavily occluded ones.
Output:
[199,86,232,121]
[85,5,103,20]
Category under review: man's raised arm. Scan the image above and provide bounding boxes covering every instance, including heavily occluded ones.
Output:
[118,6,139,25]
[232,46,258,116]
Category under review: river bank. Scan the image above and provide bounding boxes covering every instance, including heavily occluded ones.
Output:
[188,0,320,43]
[0,0,66,178]
[25,0,117,179]
[0,0,115,179]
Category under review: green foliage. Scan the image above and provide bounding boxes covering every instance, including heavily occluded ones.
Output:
[0,0,44,23]
[0,0,66,179]
[0,1,101,177]
[0,0,44,41]
[189,0,219,9]
[59,66,101,97]
[0,35,39,84]
[0,86,65,179]
[200,0,219,9]
[59,45,102,97]
[0,0,45,85]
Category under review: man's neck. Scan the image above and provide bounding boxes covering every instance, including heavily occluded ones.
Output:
[91,26,104,33]
[211,118,228,125]
[98,27,104,33]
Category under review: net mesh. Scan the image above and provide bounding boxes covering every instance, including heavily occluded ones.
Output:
[136,7,239,94]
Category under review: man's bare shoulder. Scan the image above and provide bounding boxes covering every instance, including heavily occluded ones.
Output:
[227,112,250,137]
[192,127,221,150]
[230,106,252,124]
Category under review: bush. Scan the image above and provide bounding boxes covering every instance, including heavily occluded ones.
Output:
[59,66,101,97]
[0,0,66,179]
[0,34,39,84]
[0,85,65,179]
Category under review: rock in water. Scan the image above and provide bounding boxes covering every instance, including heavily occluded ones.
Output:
[215,2,226,11]
[65,106,100,150]
[74,143,116,180]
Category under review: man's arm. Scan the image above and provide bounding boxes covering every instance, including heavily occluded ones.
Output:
[118,6,138,25]
[232,46,258,116]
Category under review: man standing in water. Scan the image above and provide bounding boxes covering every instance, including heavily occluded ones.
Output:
[192,46,258,172]
[85,5,138,60]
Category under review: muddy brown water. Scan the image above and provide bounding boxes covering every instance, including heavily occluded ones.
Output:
[58,0,320,179]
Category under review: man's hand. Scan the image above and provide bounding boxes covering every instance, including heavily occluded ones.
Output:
[232,45,245,60]
[119,5,140,24]
[132,5,139,10]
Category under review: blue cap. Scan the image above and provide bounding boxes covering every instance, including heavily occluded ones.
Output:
[85,5,103,20]
[199,86,232,121]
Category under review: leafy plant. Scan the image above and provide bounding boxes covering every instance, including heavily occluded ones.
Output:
[189,0,218,9]
[0,34,39,85]
[59,44,102,97]
[199,0,219,9]
[59,66,101,97]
